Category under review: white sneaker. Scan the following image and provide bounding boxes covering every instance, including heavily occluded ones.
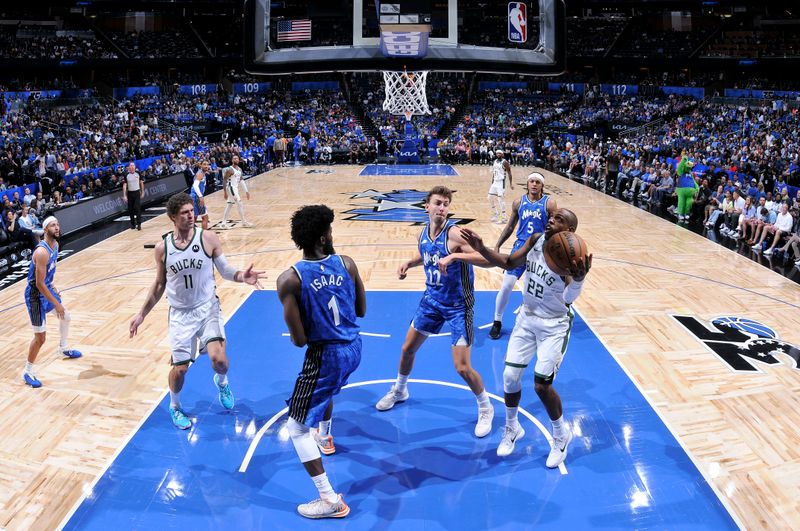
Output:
[297,494,350,519]
[497,423,525,457]
[241,221,254,228]
[546,429,573,469]
[375,386,409,411]
[763,248,773,255]
[217,222,231,230]
[474,406,494,438]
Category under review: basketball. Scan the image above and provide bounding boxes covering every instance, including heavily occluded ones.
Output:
[544,231,588,276]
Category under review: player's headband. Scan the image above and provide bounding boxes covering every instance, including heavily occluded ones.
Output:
[42,216,57,229]
[527,173,545,184]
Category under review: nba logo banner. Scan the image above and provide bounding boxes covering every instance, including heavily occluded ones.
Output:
[508,2,527,43]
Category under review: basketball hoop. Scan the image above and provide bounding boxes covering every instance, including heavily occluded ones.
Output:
[382,69,431,118]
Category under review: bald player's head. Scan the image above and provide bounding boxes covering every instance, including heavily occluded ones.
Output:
[560,208,578,231]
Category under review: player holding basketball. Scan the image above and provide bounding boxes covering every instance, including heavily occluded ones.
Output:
[129,193,265,429]
[489,171,557,340]
[276,205,366,519]
[488,150,514,223]
[22,216,82,388]
[190,160,210,230]
[219,155,253,229]
[376,186,496,438]
[460,208,591,466]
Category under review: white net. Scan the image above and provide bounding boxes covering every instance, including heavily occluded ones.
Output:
[382,70,431,118]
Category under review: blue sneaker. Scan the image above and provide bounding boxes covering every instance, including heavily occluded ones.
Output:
[169,406,192,430]
[62,349,82,359]
[23,372,42,388]
[214,374,235,410]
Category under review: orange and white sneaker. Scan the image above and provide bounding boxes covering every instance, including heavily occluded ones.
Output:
[297,494,350,519]
[313,429,336,455]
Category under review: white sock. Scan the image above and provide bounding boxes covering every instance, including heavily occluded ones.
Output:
[215,373,228,386]
[319,419,332,437]
[494,274,517,321]
[551,415,567,438]
[236,201,247,223]
[25,361,35,375]
[222,203,232,223]
[311,472,338,504]
[476,390,491,409]
[59,310,71,351]
[170,390,181,409]
[395,373,409,393]
[506,406,519,427]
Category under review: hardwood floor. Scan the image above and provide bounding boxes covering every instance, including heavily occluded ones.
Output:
[0,164,798,530]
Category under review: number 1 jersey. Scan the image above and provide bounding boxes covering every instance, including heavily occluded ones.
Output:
[292,255,359,344]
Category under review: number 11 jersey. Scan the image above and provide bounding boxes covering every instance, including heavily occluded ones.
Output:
[292,255,359,344]
[164,228,216,309]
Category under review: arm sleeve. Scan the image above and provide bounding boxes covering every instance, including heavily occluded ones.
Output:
[192,179,203,197]
[240,178,248,193]
[563,279,584,305]
[213,254,239,281]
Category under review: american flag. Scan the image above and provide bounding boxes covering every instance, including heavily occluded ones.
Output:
[277,19,312,42]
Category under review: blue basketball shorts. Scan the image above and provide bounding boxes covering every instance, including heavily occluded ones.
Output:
[507,238,528,278]
[287,337,362,426]
[25,288,61,333]
[191,194,207,218]
[411,293,474,347]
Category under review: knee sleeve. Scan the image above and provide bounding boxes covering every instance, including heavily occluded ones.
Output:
[286,418,320,463]
[503,365,524,394]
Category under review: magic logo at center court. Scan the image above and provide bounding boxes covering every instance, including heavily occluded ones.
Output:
[343,189,473,225]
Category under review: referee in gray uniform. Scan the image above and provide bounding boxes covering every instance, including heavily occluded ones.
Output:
[122,162,143,230]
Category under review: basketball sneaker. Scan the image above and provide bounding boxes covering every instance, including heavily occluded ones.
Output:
[217,222,231,230]
[214,374,235,410]
[546,429,573,468]
[242,221,254,228]
[313,429,336,455]
[169,406,192,430]
[489,320,502,339]
[22,372,42,388]
[474,406,494,438]
[297,494,349,519]
[497,423,525,457]
[375,386,409,411]
[62,349,82,359]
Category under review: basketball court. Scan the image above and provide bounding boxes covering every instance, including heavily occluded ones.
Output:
[0,163,798,529]
[0,1,799,529]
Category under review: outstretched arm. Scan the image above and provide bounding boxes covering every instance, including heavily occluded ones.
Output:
[205,230,266,287]
[460,227,537,270]
[397,248,423,280]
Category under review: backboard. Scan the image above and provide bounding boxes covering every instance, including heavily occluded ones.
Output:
[244,0,565,76]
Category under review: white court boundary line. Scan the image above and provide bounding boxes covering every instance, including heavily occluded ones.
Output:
[56,292,255,531]
[574,308,746,530]
[238,378,567,475]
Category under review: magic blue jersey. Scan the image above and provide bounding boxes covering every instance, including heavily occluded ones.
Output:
[515,194,549,244]
[292,255,359,344]
[419,222,474,307]
[26,241,57,296]
[190,172,206,198]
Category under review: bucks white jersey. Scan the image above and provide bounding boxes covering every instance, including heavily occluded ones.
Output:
[492,159,507,184]
[164,228,215,309]
[521,235,568,318]
[226,165,243,190]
